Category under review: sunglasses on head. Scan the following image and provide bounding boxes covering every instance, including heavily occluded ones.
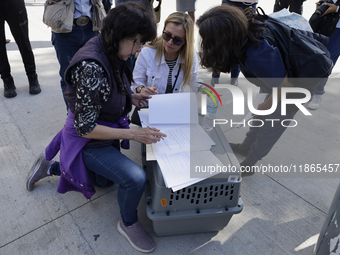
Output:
[162,31,184,46]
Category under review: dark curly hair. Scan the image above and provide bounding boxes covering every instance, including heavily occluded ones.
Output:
[101,2,157,93]
[196,5,266,74]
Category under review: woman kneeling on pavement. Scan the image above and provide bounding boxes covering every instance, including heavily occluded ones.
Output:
[25,3,166,253]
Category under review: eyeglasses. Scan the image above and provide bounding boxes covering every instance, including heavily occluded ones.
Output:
[130,37,144,56]
[162,31,184,46]
[132,37,144,51]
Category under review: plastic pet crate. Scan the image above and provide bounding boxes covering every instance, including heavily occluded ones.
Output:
[144,161,243,236]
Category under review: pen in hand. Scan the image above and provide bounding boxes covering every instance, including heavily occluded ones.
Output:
[147,125,164,140]
[151,76,155,88]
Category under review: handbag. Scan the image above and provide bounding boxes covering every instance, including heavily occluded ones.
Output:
[43,0,75,33]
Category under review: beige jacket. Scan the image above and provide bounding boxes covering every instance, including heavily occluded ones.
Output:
[43,0,105,33]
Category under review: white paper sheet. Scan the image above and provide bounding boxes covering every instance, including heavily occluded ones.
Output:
[148,93,198,124]
[154,150,223,191]
[153,124,215,155]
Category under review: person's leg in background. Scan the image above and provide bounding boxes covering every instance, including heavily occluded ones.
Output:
[273,0,289,13]
[6,0,41,95]
[211,71,220,87]
[231,102,297,172]
[287,0,304,15]
[308,27,340,110]
[0,1,16,98]
[230,67,240,86]
[102,0,112,13]
[0,0,41,98]
[52,22,97,109]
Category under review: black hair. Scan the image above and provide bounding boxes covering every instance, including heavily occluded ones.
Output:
[196,5,266,73]
[101,2,157,93]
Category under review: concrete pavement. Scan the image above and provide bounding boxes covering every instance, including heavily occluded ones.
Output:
[1,0,339,254]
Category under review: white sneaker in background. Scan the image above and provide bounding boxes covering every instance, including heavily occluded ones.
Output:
[231,77,238,86]
[307,94,322,110]
[211,77,219,87]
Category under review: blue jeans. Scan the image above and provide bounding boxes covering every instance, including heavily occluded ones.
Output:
[82,143,146,227]
[51,22,97,109]
[240,99,297,166]
[313,28,340,95]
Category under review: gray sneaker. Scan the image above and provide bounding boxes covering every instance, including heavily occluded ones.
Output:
[117,219,155,253]
[211,77,219,87]
[26,153,55,191]
[231,78,238,86]
[307,94,322,110]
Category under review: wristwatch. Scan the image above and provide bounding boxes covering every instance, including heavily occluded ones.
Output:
[136,86,144,93]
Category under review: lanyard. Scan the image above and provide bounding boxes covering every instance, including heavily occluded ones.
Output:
[168,66,181,93]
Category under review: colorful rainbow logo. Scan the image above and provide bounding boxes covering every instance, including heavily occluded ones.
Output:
[197,82,222,106]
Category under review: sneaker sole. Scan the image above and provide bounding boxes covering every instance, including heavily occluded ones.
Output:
[307,105,319,110]
[117,221,155,253]
[26,153,45,191]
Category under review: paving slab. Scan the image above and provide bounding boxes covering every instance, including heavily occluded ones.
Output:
[0,0,339,254]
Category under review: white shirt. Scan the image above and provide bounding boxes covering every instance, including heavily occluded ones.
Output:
[131,47,200,94]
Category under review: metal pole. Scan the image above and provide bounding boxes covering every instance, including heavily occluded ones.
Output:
[313,182,340,255]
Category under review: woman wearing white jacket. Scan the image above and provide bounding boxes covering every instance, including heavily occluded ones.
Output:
[131,11,200,95]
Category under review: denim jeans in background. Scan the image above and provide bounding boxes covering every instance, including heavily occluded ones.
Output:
[52,22,97,109]
[313,28,340,95]
[82,143,146,227]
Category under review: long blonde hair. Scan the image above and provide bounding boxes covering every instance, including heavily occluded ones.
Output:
[148,12,195,87]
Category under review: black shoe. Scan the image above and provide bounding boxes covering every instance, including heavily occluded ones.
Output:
[230,143,250,157]
[3,76,17,98]
[28,74,41,95]
[240,161,255,177]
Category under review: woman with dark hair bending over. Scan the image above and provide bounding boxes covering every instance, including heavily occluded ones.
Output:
[196,5,305,173]
[25,3,166,253]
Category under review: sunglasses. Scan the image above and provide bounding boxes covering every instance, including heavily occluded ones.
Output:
[162,31,184,46]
